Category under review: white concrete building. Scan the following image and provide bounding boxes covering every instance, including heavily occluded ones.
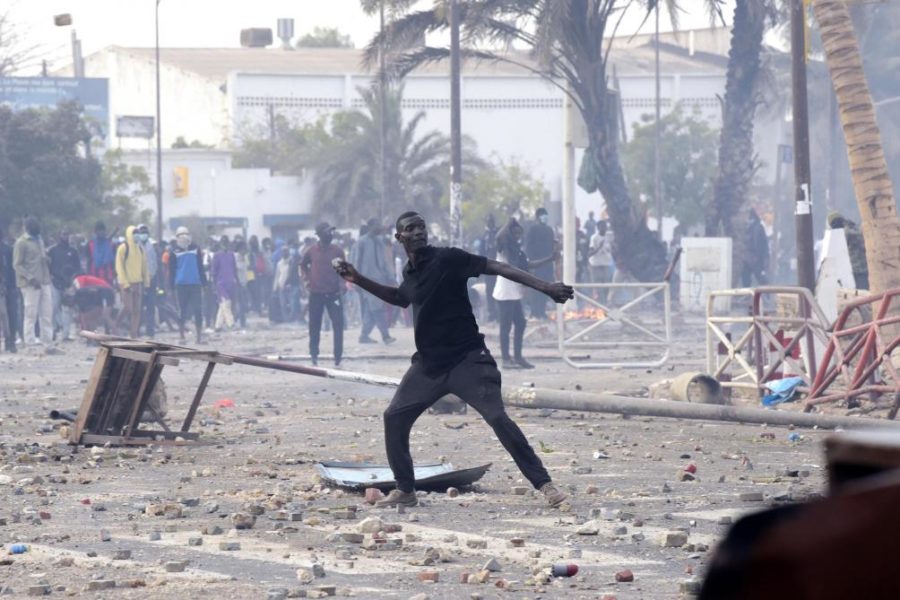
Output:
[120,148,312,241]
[71,28,771,238]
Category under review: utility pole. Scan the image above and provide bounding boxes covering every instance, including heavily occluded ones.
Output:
[449,0,462,246]
[379,1,388,222]
[790,0,815,291]
[155,0,164,243]
[654,2,662,240]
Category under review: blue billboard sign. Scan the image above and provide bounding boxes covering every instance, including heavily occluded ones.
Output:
[0,76,109,139]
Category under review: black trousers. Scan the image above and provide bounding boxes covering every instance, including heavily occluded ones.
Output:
[384,347,551,493]
[142,283,157,336]
[176,284,203,337]
[309,292,344,362]
[497,299,526,360]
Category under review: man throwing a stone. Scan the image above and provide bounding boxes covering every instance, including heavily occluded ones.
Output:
[334,211,574,508]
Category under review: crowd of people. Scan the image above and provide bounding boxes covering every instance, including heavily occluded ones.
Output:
[0,208,614,368]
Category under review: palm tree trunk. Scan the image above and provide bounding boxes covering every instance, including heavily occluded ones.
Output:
[589,139,668,282]
[812,0,900,295]
[580,82,668,283]
[707,0,767,285]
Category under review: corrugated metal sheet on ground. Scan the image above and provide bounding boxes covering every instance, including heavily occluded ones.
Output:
[315,461,491,492]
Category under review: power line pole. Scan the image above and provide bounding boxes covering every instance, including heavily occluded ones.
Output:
[155,0,164,243]
[449,0,462,246]
[790,0,815,291]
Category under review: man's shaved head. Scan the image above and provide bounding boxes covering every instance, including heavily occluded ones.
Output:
[395,211,421,232]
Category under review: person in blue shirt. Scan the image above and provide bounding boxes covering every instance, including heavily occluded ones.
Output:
[169,226,206,343]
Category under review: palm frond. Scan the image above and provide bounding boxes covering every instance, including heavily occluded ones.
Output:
[362,8,448,71]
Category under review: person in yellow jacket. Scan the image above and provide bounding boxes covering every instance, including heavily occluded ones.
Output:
[114,225,150,337]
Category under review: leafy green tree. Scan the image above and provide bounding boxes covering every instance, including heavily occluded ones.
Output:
[99,149,155,231]
[311,86,484,228]
[623,107,718,231]
[171,136,214,149]
[295,27,354,49]
[364,0,676,281]
[0,101,101,231]
[232,115,327,174]
[462,159,546,242]
[0,102,152,236]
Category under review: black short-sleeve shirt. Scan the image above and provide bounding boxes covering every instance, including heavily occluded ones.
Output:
[398,246,488,375]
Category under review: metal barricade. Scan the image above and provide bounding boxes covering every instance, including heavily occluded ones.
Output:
[806,287,900,414]
[556,282,671,369]
[706,286,831,394]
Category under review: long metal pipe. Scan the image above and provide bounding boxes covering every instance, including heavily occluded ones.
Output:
[501,387,900,430]
[80,332,897,430]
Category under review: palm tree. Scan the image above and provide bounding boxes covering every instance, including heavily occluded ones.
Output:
[312,86,480,227]
[705,0,771,254]
[364,0,673,282]
[811,0,900,295]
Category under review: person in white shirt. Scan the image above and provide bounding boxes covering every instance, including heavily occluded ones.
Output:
[492,218,557,369]
[588,220,614,304]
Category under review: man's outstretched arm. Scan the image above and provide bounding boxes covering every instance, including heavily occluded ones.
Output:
[334,259,409,307]
[484,259,574,304]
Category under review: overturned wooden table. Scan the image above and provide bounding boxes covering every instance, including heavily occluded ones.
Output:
[70,332,233,446]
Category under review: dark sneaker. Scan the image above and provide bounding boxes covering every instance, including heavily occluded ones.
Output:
[375,488,418,508]
[359,336,377,344]
[383,336,396,345]
[515,357,535,369]
[540,483,568,508]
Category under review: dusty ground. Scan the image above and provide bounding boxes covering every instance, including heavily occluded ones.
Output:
[0,315,830,599]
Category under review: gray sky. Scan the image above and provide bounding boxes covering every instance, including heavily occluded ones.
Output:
[10,0,733,74]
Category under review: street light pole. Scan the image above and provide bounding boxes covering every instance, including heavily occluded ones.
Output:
[790,0,815,291]
[155,0,164,243]
[379,1,387,223]
[449,0,462,246]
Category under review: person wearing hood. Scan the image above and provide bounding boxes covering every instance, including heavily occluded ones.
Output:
[13,217,53,345]
[133,224,159,337]
[170,226,206,343]
[114,225,150,338]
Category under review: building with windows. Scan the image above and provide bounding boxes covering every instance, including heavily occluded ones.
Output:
[71,28,788,240]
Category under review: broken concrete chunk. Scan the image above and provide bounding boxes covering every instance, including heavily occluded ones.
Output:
[482,558,502,572]
[358,517,383,534]
[662,531,689,548]
[165,560,188,573]
[231,512,256,530]
[738,491,764,502]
